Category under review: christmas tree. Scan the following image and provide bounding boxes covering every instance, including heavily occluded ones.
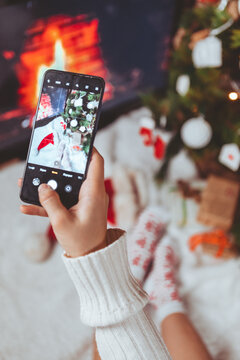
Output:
[142,0,240,250]
[62,90,100,155]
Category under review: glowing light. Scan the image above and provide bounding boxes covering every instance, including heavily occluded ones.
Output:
[16,15,114,111]
[37,39,66,98]
[228,92,238,101]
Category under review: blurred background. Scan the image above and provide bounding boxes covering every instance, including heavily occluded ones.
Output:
[1,0,240,359]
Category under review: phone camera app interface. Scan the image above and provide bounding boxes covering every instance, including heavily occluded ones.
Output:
[28,73,101,175]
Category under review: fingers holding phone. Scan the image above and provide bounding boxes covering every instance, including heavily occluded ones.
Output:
[19,147,108,258]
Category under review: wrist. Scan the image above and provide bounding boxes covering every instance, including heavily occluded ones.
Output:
[64,229,125,258]
[65,232,107,258]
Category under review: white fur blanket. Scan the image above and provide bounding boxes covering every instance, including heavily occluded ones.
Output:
[0,162,92,360]
[1,108,240,359]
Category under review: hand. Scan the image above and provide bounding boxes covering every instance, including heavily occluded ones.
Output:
[19,148,108,257]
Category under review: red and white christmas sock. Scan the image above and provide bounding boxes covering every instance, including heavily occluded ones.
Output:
[127,206,169,285]
[143,235,185,326]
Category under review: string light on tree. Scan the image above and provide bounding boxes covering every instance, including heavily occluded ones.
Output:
[228,92,238,101]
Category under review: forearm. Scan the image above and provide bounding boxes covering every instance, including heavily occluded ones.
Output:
[96,308,170,359]
[62,229,171,359]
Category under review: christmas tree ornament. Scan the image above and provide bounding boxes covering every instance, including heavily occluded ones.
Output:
[86,113,93,122]
[218,143,240,171]
[197,175,240,230]
[192,36,222,68]
[80,126,86,132]
[176,74,190,96]
[87,100,99,109]
[70,119,78,127]
[74,97,83,107]
[180,116,212,149]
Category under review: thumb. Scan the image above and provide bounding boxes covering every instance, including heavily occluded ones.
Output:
[38,184,70,228]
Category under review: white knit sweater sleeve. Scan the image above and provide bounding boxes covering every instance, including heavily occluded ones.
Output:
[62,229,171,360]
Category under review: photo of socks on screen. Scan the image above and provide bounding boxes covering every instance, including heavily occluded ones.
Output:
[28,83,101,174]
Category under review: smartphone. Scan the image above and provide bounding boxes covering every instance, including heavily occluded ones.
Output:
[20,69,105,209]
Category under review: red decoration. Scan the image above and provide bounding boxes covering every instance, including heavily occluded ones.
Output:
[189,229,231,257]
[37,133,54,151]
[104,178,116,225]
[197,0,219,3]
[139,127,153,146]
[154,136,165,159]
[139,126,166,160]
[60,120,67,130]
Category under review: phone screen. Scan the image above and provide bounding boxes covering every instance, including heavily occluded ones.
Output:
[21,70,104,208]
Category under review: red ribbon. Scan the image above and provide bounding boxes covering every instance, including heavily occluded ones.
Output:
[139,127,165,159]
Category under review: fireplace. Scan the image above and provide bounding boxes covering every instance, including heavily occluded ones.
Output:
[0,0,174,162]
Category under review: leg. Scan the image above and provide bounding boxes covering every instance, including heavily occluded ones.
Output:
[127,206,169,285]
[144,236,212,360]
[162,313,212,360]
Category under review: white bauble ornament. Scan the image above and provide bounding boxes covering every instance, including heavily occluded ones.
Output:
[181,116,212,149]
[87,102,93,109]
[219,143,240,171]
[167,149,198,182]
[140,116,155,129]
[70,119,78,127]
[74,98,83,107]
[80,126,86,132]
[192,36,222,68]
[86,113,93,122]
[176,75,190,96]
[69,108,73,114]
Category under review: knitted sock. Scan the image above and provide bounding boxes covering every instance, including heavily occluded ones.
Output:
[127,206,169,285]
[143,235,185,326]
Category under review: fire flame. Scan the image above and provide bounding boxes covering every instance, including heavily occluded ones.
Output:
[15,15,113,112]
[37,39,66,98]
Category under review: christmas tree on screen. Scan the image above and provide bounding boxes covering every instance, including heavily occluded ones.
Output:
[62,90,100,155]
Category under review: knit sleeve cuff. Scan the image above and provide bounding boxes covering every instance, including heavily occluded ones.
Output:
[62,229,149,327]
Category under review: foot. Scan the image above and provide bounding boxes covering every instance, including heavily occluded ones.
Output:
[127,206,169,285]
[143,235,185,325]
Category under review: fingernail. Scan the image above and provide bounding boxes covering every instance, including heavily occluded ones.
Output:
[38,183,51,192]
